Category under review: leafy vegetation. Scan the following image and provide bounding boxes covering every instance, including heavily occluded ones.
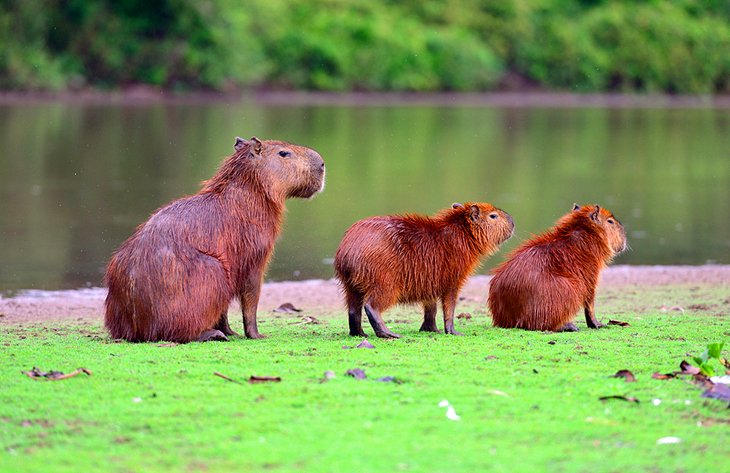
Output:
[1,285,728,472]
[1,0,728,93]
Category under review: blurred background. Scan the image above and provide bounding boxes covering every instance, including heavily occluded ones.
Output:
[0,0,729,291]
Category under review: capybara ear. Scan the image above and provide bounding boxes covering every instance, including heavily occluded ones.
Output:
[452,202,464,209]
[572,203,581,211]
[469,204,480,221]
[234,136,246,151]
[589,205,600,222]
[250,137,263,155]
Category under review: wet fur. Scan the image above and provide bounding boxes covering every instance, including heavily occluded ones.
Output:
[335,203,514,338]
[104,138,325,342]
[488,204,627,332]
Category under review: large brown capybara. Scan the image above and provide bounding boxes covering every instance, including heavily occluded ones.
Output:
[104,137,325,342]
[488,204,627,332]
[335,202,514,338]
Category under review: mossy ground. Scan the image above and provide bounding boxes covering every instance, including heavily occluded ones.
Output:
[1,285,728,473]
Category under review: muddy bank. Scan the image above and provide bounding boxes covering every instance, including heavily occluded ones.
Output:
[1,265,728,325]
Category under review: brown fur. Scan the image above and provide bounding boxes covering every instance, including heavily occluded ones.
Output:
[488,204,627,332]
[104,137,325,342]
[335,202,514,338]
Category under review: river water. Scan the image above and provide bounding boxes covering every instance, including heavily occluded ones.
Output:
[1,97,728,291]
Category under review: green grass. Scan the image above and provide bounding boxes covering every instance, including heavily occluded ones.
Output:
[1,285,728,473]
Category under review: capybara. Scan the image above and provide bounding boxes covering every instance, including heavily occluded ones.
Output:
[488,204,627,332]
[334,202,514,338]
[104,136,325,342]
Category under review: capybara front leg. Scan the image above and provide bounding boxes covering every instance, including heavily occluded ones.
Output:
[198,329,228,342]
[240,278,264,339]
[419,301,439,332]
[584,300,604,329]
[214,312,239,336]
[442,293,462,335]
[364,304,400,339]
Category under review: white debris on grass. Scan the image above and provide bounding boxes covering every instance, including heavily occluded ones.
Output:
[710,375,730,385]
[656,437,681,445]
[438,399,461,421]
[652,399,662,406]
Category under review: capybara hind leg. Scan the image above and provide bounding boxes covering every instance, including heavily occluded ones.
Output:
[346,289,367,337]
[364,304,400,339]
[419,301,439,332]
[442,292,462,336]
[198,329,229,342]
[214,312,239,336]
[584,301,604,329]
[558,322,579,332]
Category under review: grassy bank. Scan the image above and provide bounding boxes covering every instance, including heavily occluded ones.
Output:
[0,284,728,472]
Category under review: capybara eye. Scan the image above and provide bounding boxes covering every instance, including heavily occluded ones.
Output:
[607,219,614,224]
[278,150,291,158]
[489,213,498,219]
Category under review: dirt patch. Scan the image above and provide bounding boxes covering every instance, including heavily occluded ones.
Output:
[0,265,728,324]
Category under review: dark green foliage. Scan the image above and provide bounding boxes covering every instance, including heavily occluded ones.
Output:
[0,0,728,92]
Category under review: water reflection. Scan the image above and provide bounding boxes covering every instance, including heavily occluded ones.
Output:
[0,101,728,290]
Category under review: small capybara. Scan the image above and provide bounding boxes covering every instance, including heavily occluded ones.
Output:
[488,204,627,332]
[104,136,325,342]
[335,202,514,338]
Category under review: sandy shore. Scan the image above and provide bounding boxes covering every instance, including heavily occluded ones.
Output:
[1,265,728,325]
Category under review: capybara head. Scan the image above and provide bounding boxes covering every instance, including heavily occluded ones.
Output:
[232,136,325,199]
[572,203,627,255]
[449,202,515,252]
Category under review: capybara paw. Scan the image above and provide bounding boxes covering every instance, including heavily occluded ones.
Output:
[246,331,267,339]
[349,330,368,337]
[558,323,579,332]
[446,330,464,336]
[376,330,401,339]
[587,321,605,329]
[198,329,229,342]
[419,324,440,333]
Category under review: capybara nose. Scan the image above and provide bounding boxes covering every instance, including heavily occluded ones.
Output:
[507,214,514,228]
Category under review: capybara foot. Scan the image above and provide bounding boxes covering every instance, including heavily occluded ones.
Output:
[215,316,239,336]
[586,320,605,329]
[199,329,229,342]
[445,328,463,336]
[349,329,368,337]
[245,330,266,339]
[375,330,401,339]
[419,322,440,333]
[558,322,579,332]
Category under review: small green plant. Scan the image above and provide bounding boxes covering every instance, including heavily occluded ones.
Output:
[692,342,725,376]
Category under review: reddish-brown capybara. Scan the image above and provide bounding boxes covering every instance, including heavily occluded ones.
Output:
[334,202,514,338]
[488,204,627,332]
[104,137,325,343]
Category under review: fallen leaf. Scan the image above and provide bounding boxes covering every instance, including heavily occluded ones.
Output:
[214,372,243,384]
[273,303,302,314]
[291,316,319,325]
[356,339,375,349]
[248,376,282,384]
[547,341,556,345]
[679,360,701,375]
[456,312,472,320]
[613,369,637,382]
[652,372,676,380]
[608,319,630,326]
[599,395,640,403]
[23,367,92,381]
[710,375,730,385]
[701,383,730,402]
[375,376,402,383]
[319,370,336,383]
[345,368,366,380]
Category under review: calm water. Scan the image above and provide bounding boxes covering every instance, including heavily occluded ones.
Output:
[1,99,729,291]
